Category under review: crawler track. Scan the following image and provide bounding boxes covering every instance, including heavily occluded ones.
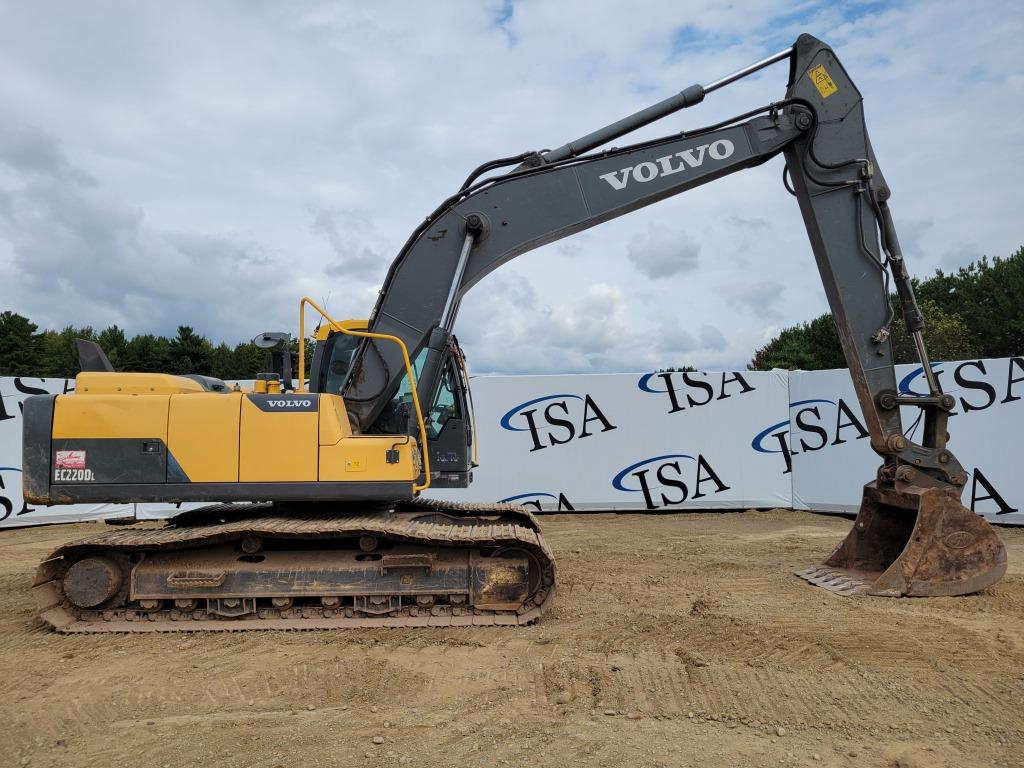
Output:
[33,498,556,632]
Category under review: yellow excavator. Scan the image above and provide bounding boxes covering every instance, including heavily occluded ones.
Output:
[23,34,1005,632]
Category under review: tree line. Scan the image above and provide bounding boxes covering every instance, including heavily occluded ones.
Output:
[0,316,311,381]
[749,246,1024,370]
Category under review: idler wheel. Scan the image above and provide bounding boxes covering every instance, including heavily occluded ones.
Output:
[63,556,124,608]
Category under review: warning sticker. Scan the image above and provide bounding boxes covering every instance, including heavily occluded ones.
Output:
[55,450,87,469]
[808,64,838,99]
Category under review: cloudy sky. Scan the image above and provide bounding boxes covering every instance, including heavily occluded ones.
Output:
[1,1,1021,374]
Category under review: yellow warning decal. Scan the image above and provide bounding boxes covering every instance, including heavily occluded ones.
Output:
[808,64,838,99]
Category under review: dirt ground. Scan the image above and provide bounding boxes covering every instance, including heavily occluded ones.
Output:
[0,510,1021,768]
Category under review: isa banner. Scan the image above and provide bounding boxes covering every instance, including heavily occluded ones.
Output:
[427,369,792,512]
[0,377,134,527]
[2,363,1021,526]
[785,357,1024,525]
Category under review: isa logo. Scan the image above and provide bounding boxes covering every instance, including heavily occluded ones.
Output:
[637,371,755,414]
[899,358,1024,412]
[612,453,730,510]
[751,398,868,475]
[499,491,576,513]
[499,393,616,452]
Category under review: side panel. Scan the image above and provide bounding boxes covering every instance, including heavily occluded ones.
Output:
[51,394,169,484]
[53,393,169,439]
[21,394,55,503]
[239,394,318,482]
[318,393,352,446]
[167,393,242,482]
[319,436,419,482]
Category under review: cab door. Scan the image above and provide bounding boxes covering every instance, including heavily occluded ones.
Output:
[426,352,473,488]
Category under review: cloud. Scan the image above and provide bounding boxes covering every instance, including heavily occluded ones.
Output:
[627,224,701,279]
[0,122,95,185]
[722,279,787,322]
[0,124,301,343]
[725,215,769,232]
[313,208,389,281]
[700,324,727,351]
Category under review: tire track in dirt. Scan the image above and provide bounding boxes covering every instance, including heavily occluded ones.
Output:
[3,514,1023,768]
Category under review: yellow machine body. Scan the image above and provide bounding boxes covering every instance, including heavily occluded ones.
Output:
[27,372,421,505]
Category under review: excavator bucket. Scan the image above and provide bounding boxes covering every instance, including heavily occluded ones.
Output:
[796,483,1007,597]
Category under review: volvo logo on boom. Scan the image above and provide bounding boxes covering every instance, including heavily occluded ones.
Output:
[598,140,735,191]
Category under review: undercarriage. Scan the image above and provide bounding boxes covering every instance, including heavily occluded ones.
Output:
[33,498,556,632]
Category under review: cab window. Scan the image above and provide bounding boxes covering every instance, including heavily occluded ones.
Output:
[427,361,462,439]
[320,333,361,395]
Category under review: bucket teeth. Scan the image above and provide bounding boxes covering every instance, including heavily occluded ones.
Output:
[794,566,870,595]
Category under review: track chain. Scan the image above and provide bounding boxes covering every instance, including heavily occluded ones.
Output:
[33,498,556,633]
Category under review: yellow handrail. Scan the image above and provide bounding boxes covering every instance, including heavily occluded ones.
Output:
[297,296,431,493]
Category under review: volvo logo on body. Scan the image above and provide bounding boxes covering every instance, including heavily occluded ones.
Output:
[247,394,319,412]
[599,140,736,191]
[499,393,616,452]
[612,453,730,511]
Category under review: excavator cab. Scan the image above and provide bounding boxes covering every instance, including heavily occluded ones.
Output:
[312,328,475,488]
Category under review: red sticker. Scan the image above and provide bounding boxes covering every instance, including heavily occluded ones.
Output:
[55,450,87,469]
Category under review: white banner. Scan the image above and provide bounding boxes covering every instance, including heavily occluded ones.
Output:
[1,359,1021,526]
[0,378,134,527]
[788,357,1024,525]
[428,369,791,512]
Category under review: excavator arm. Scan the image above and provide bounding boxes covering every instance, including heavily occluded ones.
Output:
[320,33,1005,596]
[337,37,905,450]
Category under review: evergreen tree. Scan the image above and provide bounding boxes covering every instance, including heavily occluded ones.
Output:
[39,326,96,377]
[0,312,41,376]
[97,325,128,369]
[209,343,235,380]
[168,326,212,375]
[916,246,1024,358]
[230,342,267,380]
[122,333,173,372]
